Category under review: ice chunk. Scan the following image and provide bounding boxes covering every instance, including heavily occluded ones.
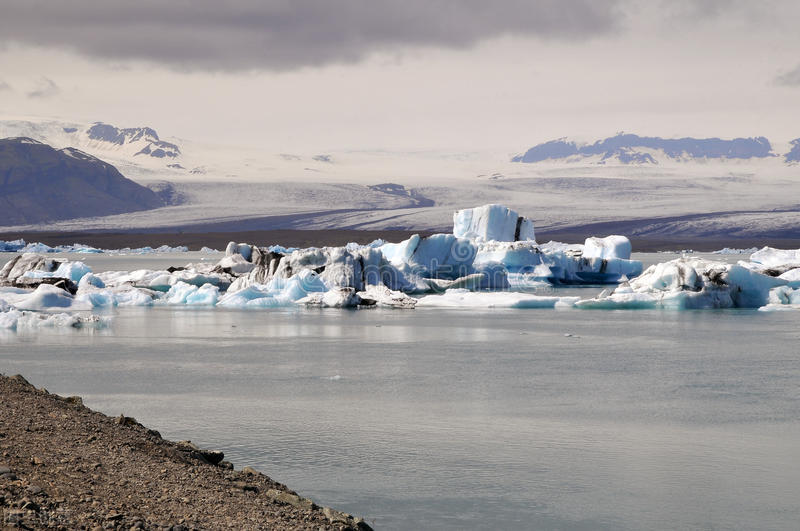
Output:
[162,282,220,306]
[378,235,420,267]
[712,247,759,255]
[0,307,108,330]
[11,284,82,311]
[0,239,26,252]
[78,274,106,289]
[297,287,363,308]
[415,289,578,309]
[21,242,55,254]
[582,235,632,260]
[218,269,326,308]
[0,254,60,284]
[274,246,383,291]
[225,241,252,261]
[778,268,800,286]
[213,254,255,275]
[473,241,543,273]
[749,247,800,268]
[358,285,417,308]
[453,204,535,242]
[217,285,284,308]
[578,257,785,309]
[406,234,476,280]
[50,261,92,283]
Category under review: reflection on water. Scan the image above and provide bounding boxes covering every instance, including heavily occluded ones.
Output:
[2,303,799,530]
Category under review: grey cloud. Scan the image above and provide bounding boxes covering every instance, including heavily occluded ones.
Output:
[0,0,625,71]
[775,64,800,87]
[27,77,59,98]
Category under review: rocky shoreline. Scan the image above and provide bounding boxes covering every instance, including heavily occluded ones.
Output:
[0,373,372,530]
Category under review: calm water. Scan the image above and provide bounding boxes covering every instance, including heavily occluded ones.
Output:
[1,252,799,530]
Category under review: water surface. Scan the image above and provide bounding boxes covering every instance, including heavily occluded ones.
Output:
[1,251,798,530]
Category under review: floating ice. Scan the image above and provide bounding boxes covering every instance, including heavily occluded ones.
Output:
[298,287,363,308]
[416,289,579,309]
[453,204,535,242]
[582,235,632,260]
[162,282,220,306]
[0,239,26,252]
[358,284,417,308]
[577,257,785,309]
[0,309,108,330]
[713,247,759,255]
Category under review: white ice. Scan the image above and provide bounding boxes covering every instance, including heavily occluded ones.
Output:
[416,289,579,309]
[452,204,535,242]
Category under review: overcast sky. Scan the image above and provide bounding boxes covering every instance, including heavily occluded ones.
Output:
[0,0,798,152]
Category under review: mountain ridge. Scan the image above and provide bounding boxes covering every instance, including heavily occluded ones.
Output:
[0,137,164,225]
[513,133,795,165]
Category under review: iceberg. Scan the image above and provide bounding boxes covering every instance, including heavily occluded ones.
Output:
[576,257,785,310]
[749,247,800,268]
[161,282,220,306]
[582,235,632,260]
[297,287,364,308]
[416,289,578,309]
[0,308,107,330]
[0,239,26,252]
[358,285,417,308]
[453,204,535,242]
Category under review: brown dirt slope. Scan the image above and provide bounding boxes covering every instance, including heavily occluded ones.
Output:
[0,373,372,530]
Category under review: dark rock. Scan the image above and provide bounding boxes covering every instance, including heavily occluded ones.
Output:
[21,500,39,512]
[265,489,314,510]
[115,415,140,427]
[10,374,31,386]
[198,450,224,466]
[231,482,258,492]
[25,485,43,495]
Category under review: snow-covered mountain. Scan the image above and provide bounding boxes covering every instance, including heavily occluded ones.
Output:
[786,139,800,164]
[512,133,796,165]
[0,117,798,241]
[85,123,181,159]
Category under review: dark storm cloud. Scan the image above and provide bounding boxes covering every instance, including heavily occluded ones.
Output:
[0,0,625,71]
[774,64,800,87]
[27,77,59,98]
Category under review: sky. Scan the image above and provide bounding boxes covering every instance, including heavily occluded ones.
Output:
[0,0,798,153]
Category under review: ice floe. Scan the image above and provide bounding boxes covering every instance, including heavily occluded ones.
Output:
[416,289,579,309]
[576,257,786,310]
[5,204,800,323]
[0,239,192,254]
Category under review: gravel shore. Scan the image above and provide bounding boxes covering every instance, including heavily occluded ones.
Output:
[0,373,372,530]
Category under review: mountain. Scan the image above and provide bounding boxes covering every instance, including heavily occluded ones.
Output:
[0,137,164,225]
[786,139,800,163]
[86,123,181,159]
[512,133,780,164]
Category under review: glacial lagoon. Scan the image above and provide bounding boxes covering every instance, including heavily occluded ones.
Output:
[1,251,799,530]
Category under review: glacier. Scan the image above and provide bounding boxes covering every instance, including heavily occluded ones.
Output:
[4,203,800,329]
